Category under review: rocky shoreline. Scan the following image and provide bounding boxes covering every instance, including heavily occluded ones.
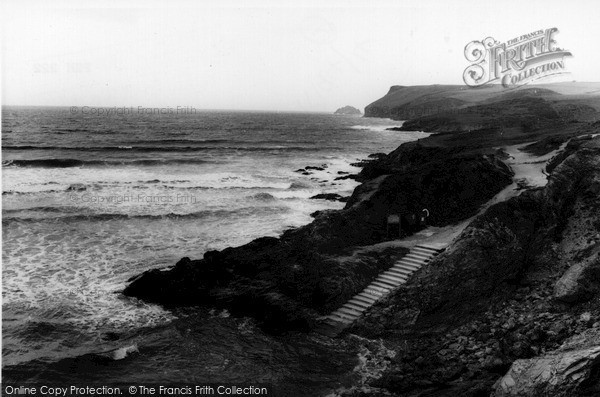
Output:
[346,134,600,396]
[124,140,512,329]
[124,84,600,396]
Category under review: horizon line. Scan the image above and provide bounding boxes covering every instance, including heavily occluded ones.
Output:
[0,105,346,114]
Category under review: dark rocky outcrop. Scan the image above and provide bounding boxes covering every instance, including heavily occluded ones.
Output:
[124,139,513,332]
[347,135,600,396]
[124,236,408,332]
[397,96,572,134]
[334,174,358,181]
[309,193,349,202]
[352,143,513,226]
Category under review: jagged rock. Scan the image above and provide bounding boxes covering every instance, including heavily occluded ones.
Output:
[552,142,600,303]
[554,248,600,303]
[493,328,600,397]
[334,174,357,181]
[66,183,87,191]
[309,193,348,202]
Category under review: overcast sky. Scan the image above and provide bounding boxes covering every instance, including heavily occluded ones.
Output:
[2,0,599,111]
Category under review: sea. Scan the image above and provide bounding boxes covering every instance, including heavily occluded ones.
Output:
[1,107,426,395]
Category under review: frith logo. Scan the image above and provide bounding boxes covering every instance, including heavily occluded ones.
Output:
[463,28,572,88]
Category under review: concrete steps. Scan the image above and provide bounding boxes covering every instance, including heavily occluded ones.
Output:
[314,244,445,337]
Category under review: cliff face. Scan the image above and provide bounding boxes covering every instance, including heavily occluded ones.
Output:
[364,84,600,126]
[348,135,600,397]
[364,84,484,120]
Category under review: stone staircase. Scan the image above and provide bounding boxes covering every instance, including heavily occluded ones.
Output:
[314,244,445,337]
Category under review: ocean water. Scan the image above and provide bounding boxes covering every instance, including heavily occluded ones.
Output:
[2,107,425,394]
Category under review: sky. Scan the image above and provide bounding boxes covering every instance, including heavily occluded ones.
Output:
[1,0,599,112]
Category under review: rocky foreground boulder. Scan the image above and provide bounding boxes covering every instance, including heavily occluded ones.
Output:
[493,327,600,397]
[554,248,600,303]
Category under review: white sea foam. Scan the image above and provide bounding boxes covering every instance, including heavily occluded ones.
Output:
[350,124,400,132]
